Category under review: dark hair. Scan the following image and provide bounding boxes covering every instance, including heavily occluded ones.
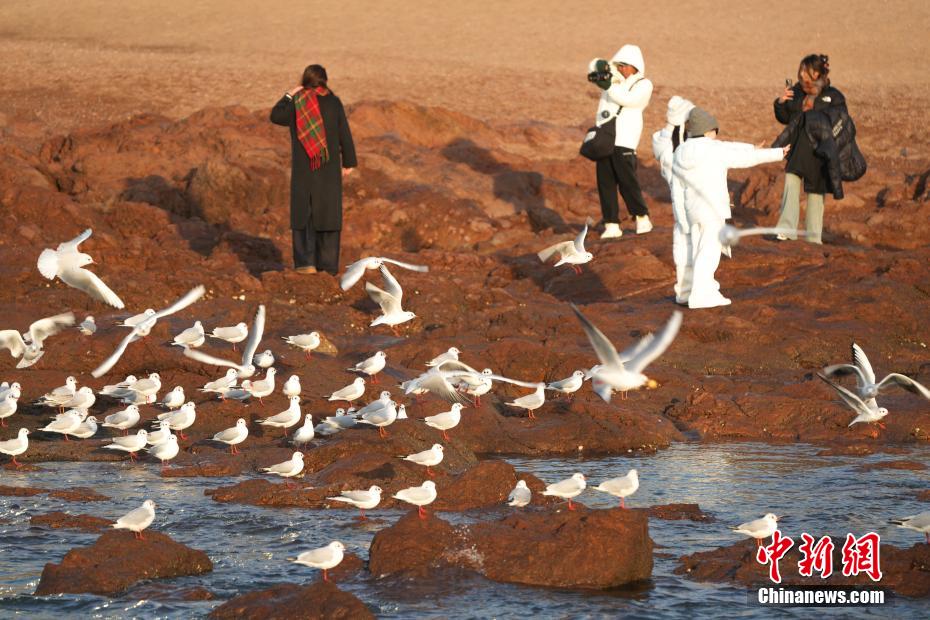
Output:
[301,65,328,89]
[798,54,830,83]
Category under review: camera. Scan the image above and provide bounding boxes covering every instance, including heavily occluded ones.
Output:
[587,58,613,89]
[588,70,613,83]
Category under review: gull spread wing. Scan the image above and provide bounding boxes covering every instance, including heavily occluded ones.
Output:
[152,285,206,321]
[822,363,869,390]
[412,369,468,404]
[378,265,403,302]
[59,267,125,309]
[58,228,93,253]
[0,330,27,358]
[573,219,590,254]
[183,348,246,372]
[537,240,572,263]
[381,257,429,273]
[852,343,876,385]
[818,373,873,417]
[570,304,624,371]
[365,281,401,316]
[29,313,76,348]
[91,326,145,378]
[340,259,369,291]
[877,373,930,400]
[240,304,266,366]
[625,311,683,374]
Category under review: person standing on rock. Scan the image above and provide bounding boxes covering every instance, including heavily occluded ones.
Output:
[587,44,654,239]
[672,108,788,309]
[271,64,357,274]
[771,54,847,244]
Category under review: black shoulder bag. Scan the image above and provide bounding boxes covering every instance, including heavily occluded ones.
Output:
[579,77,643,161]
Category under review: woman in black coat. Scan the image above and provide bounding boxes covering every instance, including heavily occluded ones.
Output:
[271,65,357,274]
[770,54,844,244]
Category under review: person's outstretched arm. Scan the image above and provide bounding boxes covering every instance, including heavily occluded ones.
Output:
[719,141,786,169]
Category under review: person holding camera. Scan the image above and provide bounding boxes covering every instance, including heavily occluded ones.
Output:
[587,44,654,239]
[270,64,357,274]
[771,54,846,244]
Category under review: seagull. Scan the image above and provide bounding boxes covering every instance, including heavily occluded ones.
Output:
[37,229,125,308]
[103,405,141,434]
[546,370,586,399]
[172,321,205,348]
[718,224,807,251]
[423,404,463,440]
[358,400,398,438]
[328,485,382,519]
[69,415,98,439]
[571,304,683,402]
[103,429,148,460]
[146,434,179,468]
[366,265,416,330]
[212,418,248,454]
[254,349,275,369]
[542,473,586,510]
[392,480,438,519]
[354,391,393,417]
[400,444,444,477]
[200,369,239,396]
[537,219,594,274]
[160,386,185,410]
[258,395,302,436]
[0,381,21,401]
[129,374,162,397]
[282,375,301,398]
[0,312,76,369]
[146,420,173,446]
[340,256,429,291]
[262,451,305,486]
[78,316,96,336]
[328,377,366,404]
[426,347,460,367]
[37,376,77,408]
[62,386,96,411]
[324,409,359,429]
[181,305,265,379]
[242,368,277,404]
[890,512,930,545]
[314,418,343,437]
[99,375,136,397]
[402,359,482,404]
[595,469,639,508]
[119,309,155,328]
[112,500,156,540]
[283,333,320,359]
[348,351,387,384]
[156,402,196,439]
[452,368,494,406]
[92,285,207,377]
[506,382,547,419]
[733,513,780,547]
[818,373,889,428]
[823,343,930,403]
[291,541,345,582]
[0,392,19,427]
[507,480,531,507]
[0,428,29,467]
[209,322,248,350]
[40,410,83,440]
[291,414,315,446]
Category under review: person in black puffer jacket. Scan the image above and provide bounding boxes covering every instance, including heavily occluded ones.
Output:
[770,54,845,244]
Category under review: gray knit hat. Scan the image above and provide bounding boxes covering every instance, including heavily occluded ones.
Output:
[685,107,718,138]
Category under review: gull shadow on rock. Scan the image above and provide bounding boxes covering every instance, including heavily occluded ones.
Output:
[496,250,614,305]
[121,174,284,277]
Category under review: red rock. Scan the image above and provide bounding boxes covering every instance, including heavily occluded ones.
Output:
[369,508,653,589]
[35,530,213,596]
[209,581,373,620]
[30,511,113,532]
[857,459,926,472]
[47,487,110,502]
[647,504,715,522]
[677,539,930,597]
[0,485,46,497]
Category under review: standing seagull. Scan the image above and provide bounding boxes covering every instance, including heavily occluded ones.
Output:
[328,486,382,519]
[327,377,366,404]
[366,265,416,330]
[262,451,305,486]
[393,480,438,519]
[112,500,156,540]
[506,383,547,419]
[37,229,125,308]
[258,395,302,436]
[209,322,248,350]
[546,370,586,399]
[282,375,301,398]
[172,321,205,348]
[340,256,429,291]
[181,305,265,379]
[92,286,206,377]
[103,430,148,461]
[147,434,180,469]
[291,414,315,446]
[291,541,345,582]
[348,351,387,384]
[542,473,587,511]
[507,480,532,507]
[399,444,444,478]
[594,469,639,508]
[571,305,683,402]
[212,419,249,454]
[423,404,463,440]
[283,333,321,359]
[733,513,780,547]
[0,428,29,468]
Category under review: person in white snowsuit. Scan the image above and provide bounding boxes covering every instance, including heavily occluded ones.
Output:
[672,108,788,309]
[652,96,696,304]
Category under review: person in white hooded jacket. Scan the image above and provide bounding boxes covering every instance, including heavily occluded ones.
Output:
[672,108,788,309]
[589,44,654,239]
[652,96,696,304]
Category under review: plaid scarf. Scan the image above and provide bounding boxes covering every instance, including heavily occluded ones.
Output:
[294,87,330,170]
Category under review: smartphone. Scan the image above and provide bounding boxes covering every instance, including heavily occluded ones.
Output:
[785,78,793,88]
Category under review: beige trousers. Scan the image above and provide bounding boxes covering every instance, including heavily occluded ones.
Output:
[776,173,824,244]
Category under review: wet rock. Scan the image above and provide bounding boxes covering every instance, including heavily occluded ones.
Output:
[0,485,46,497]
[30,511,112,532]
[206,479,329,508]
[369,507,653,589]
[917,490,930,502]
[130,583,216,601]
[35,530,213,596]
[209,581,374,620]
[676,539,930,597]
[857,459,926,472]
[47,487,110,502]
[647,504,715,522]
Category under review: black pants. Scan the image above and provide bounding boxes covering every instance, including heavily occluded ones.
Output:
[595,146,649,223]
[292,225,341,274]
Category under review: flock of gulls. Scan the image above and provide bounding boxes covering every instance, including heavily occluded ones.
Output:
[2,227,930,583]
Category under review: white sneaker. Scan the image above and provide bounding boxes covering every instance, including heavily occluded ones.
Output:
[636,216,653,234]
[601,223,623,239]
[688,295,732,309]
